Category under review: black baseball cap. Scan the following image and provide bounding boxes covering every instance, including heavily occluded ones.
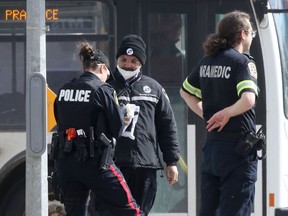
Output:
[91,49,110,68]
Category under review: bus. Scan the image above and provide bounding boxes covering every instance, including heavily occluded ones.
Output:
[0,0,287,215]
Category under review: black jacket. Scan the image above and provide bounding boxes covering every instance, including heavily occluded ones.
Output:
[109,69,180,169]
[54,72,124,139]
[182,48,258,134]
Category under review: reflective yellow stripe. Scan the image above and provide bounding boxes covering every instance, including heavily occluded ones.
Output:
[237,80,258,96]
[182,78,202,99]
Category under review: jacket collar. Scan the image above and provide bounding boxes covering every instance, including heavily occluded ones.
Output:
[113,68,142,87]
[81,71,101,80]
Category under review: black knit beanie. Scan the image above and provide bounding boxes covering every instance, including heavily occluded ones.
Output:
[116,34,146,65]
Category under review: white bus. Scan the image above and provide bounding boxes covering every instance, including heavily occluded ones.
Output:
[0,0,287,215]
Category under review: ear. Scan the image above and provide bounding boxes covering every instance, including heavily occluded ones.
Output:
[240,30,247,40]
[99,64,104,74]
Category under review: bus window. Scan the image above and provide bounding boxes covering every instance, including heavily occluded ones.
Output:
[148,13,186,87]
[269,0,288,117]
[0,0,114,130]
[147,12,188,214]
[0,41,25,129]
[46,1,112,93]
[46,2,110,34]
[46,40,111,94]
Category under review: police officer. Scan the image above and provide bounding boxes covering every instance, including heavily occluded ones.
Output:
[180,11,259,216]
[53,41,143,216]
[107,34,180,215]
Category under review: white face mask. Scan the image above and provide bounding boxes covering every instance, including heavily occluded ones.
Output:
[117,65,141,80]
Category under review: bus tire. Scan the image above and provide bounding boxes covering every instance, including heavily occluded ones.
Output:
[0,178,25,216]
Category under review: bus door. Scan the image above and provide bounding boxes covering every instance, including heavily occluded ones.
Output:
[141,1,192,215]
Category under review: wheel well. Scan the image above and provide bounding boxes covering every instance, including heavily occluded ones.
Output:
[0,151,54,214]
[0,151,26,206]
[0,151,55,206]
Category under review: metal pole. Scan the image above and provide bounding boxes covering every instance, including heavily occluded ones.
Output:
[26,0,48,215]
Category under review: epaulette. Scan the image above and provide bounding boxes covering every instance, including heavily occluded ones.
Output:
[243,53,256,61]
[70,77,78,83]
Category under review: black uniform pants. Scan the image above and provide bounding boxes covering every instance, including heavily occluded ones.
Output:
[200,140,258,216]
[120,167,157,216]
[55,154,142,216]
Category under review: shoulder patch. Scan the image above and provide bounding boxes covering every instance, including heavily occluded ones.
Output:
[248,62,257,80]
[143,85,152,94]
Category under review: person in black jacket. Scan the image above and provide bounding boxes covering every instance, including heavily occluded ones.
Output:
[53,41,143,216]
[180,11,259,216]
[107,34,180,216]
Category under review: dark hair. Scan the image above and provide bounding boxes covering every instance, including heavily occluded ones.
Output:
[77,41,100,70]
[203,11,251,56]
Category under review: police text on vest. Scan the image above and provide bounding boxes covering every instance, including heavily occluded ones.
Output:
[58,89,91,102]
